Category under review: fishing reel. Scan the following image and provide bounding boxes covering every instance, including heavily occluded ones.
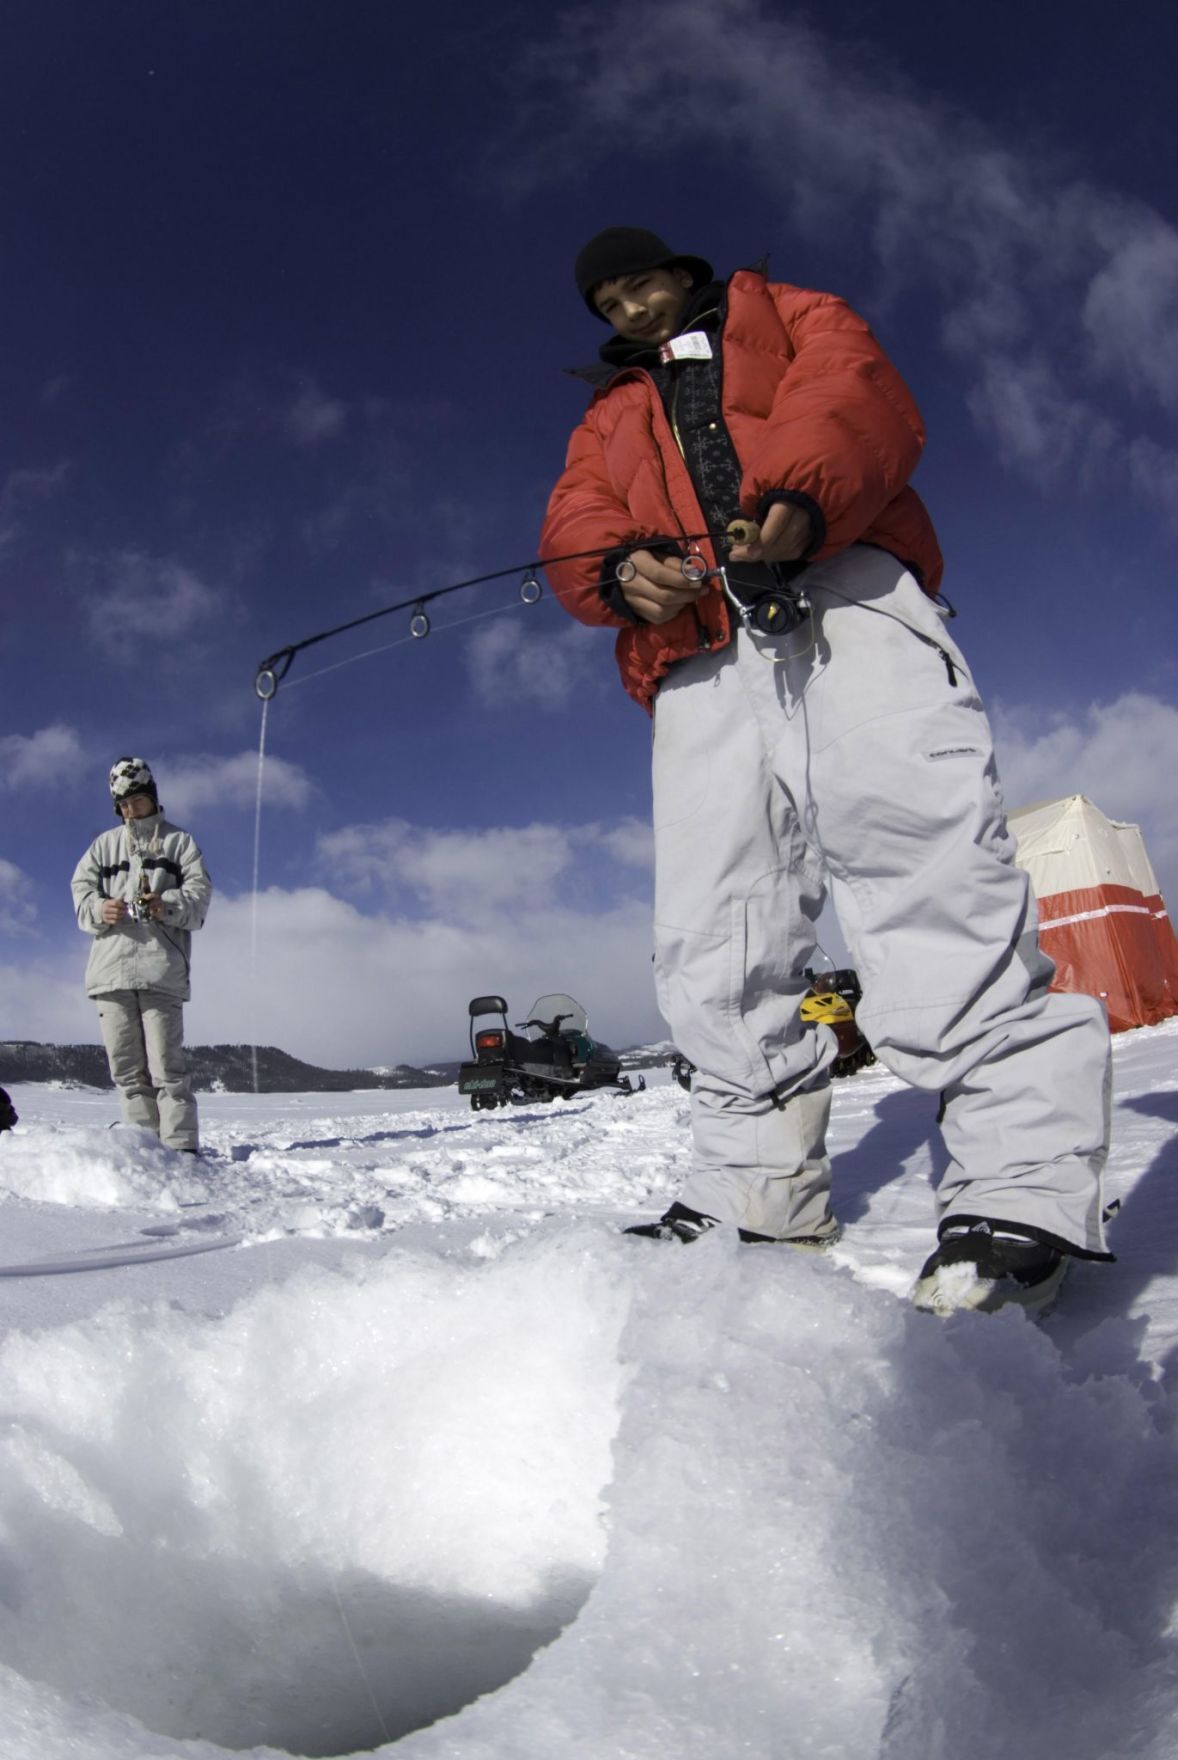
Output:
[125,889,155,924]
[721,569,811,637]
[720,518,811,636]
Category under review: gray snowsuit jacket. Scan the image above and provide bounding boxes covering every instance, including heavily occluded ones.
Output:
[71,813,213,1002]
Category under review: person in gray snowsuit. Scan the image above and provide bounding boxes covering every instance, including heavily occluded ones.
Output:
[71,757,212,1153]
[542,227,1114,1316]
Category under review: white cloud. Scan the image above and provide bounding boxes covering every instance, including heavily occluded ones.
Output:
[318,818,615,917]
[210,368,352,454]
[593,817,655,870]
[0,880,666,1068]
[158,752,312,820]
[1,461,71,510]
[283,375,348,446]
[1082,224,1178,411]
[1126,434,1178,516]
[0,959,95,1044]
[0,723,86,790]
[463,617,599,710]
[0,860,37,937]
[318,814,658,918]
[502,0,1178,520]
[85,550,225,656]
[0,460,71,558]
[992,691,1178,906]
[203,886,663,1066]
[965,353,1178,522]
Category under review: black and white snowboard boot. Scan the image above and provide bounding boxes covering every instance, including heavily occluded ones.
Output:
[912,1219,1067,1317]
[624,1201,840,1248]
[624,1201,720,1242]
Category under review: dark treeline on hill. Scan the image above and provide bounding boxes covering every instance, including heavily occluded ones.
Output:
[0,1041,456,1093]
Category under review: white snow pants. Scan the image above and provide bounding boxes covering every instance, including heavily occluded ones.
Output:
[95,989,198,1151]
[652,544,1111,1253]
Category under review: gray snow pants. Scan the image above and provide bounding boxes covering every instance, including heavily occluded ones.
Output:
[652,543,1111,1254]
[94,989,198,1151]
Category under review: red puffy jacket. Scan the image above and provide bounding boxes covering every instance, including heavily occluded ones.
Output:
[541,270,943,711]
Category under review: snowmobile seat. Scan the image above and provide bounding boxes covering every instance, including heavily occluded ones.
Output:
[469,995,508,1017]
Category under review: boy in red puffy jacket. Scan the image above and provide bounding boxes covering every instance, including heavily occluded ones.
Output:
[541,227,1113,1316]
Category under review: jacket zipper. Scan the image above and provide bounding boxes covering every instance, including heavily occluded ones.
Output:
[665,371,713,646]
[616,364,713,652]
[910,628,958,685]
[669,367,686,460]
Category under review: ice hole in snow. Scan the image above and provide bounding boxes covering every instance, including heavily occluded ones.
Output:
[0,1239,629,1754]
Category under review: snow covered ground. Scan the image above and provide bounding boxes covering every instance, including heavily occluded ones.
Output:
[1,1019,1177,1759]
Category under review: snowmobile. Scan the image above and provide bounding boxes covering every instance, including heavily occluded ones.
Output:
[458,993,646,1110]
[668,968,875,1094]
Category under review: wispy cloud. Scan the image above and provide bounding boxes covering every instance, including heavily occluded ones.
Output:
[283,374,349,446]
[0,723,86,789]
[1,462,72,508]
[0,461,71,559]
[500,0,1178,520]
[0,958,93,1041]
[318,813,653,920]
[208,368,355,452]
[83,550,226,658]
[594,817,655,870]
[0,860,38,937]
[319,818,580,915]
[156,751,313,820]
[1082,223,1178,411]
[463,616,600,710]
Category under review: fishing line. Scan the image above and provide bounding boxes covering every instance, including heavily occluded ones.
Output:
[242,522,761,1739]
[249,689,398,1747]
[245,588,549,1088]
[250,695,270,1097]
[330,1579,393,1750]
[281,585,552,693]
[246,585,555,1075]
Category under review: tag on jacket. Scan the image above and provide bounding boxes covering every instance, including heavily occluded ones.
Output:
[660,332,713,363]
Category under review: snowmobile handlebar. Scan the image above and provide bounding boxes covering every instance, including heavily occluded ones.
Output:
[520,1014,574,1036]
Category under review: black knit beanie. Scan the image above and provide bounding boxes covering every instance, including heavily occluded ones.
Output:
[574,228,714,319]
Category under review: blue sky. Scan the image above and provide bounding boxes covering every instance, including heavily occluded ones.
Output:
[2,0,1176,1067]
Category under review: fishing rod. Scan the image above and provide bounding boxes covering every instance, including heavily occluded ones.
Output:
[252,521,763,699]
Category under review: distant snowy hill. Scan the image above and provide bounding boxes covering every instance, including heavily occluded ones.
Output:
[1,1037,677,1093]
[0,1039,454,1093]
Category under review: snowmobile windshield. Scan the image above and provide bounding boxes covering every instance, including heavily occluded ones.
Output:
[521,994,589,1039]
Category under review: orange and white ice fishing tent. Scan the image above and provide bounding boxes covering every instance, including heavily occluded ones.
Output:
[1010,794,1178,1032]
